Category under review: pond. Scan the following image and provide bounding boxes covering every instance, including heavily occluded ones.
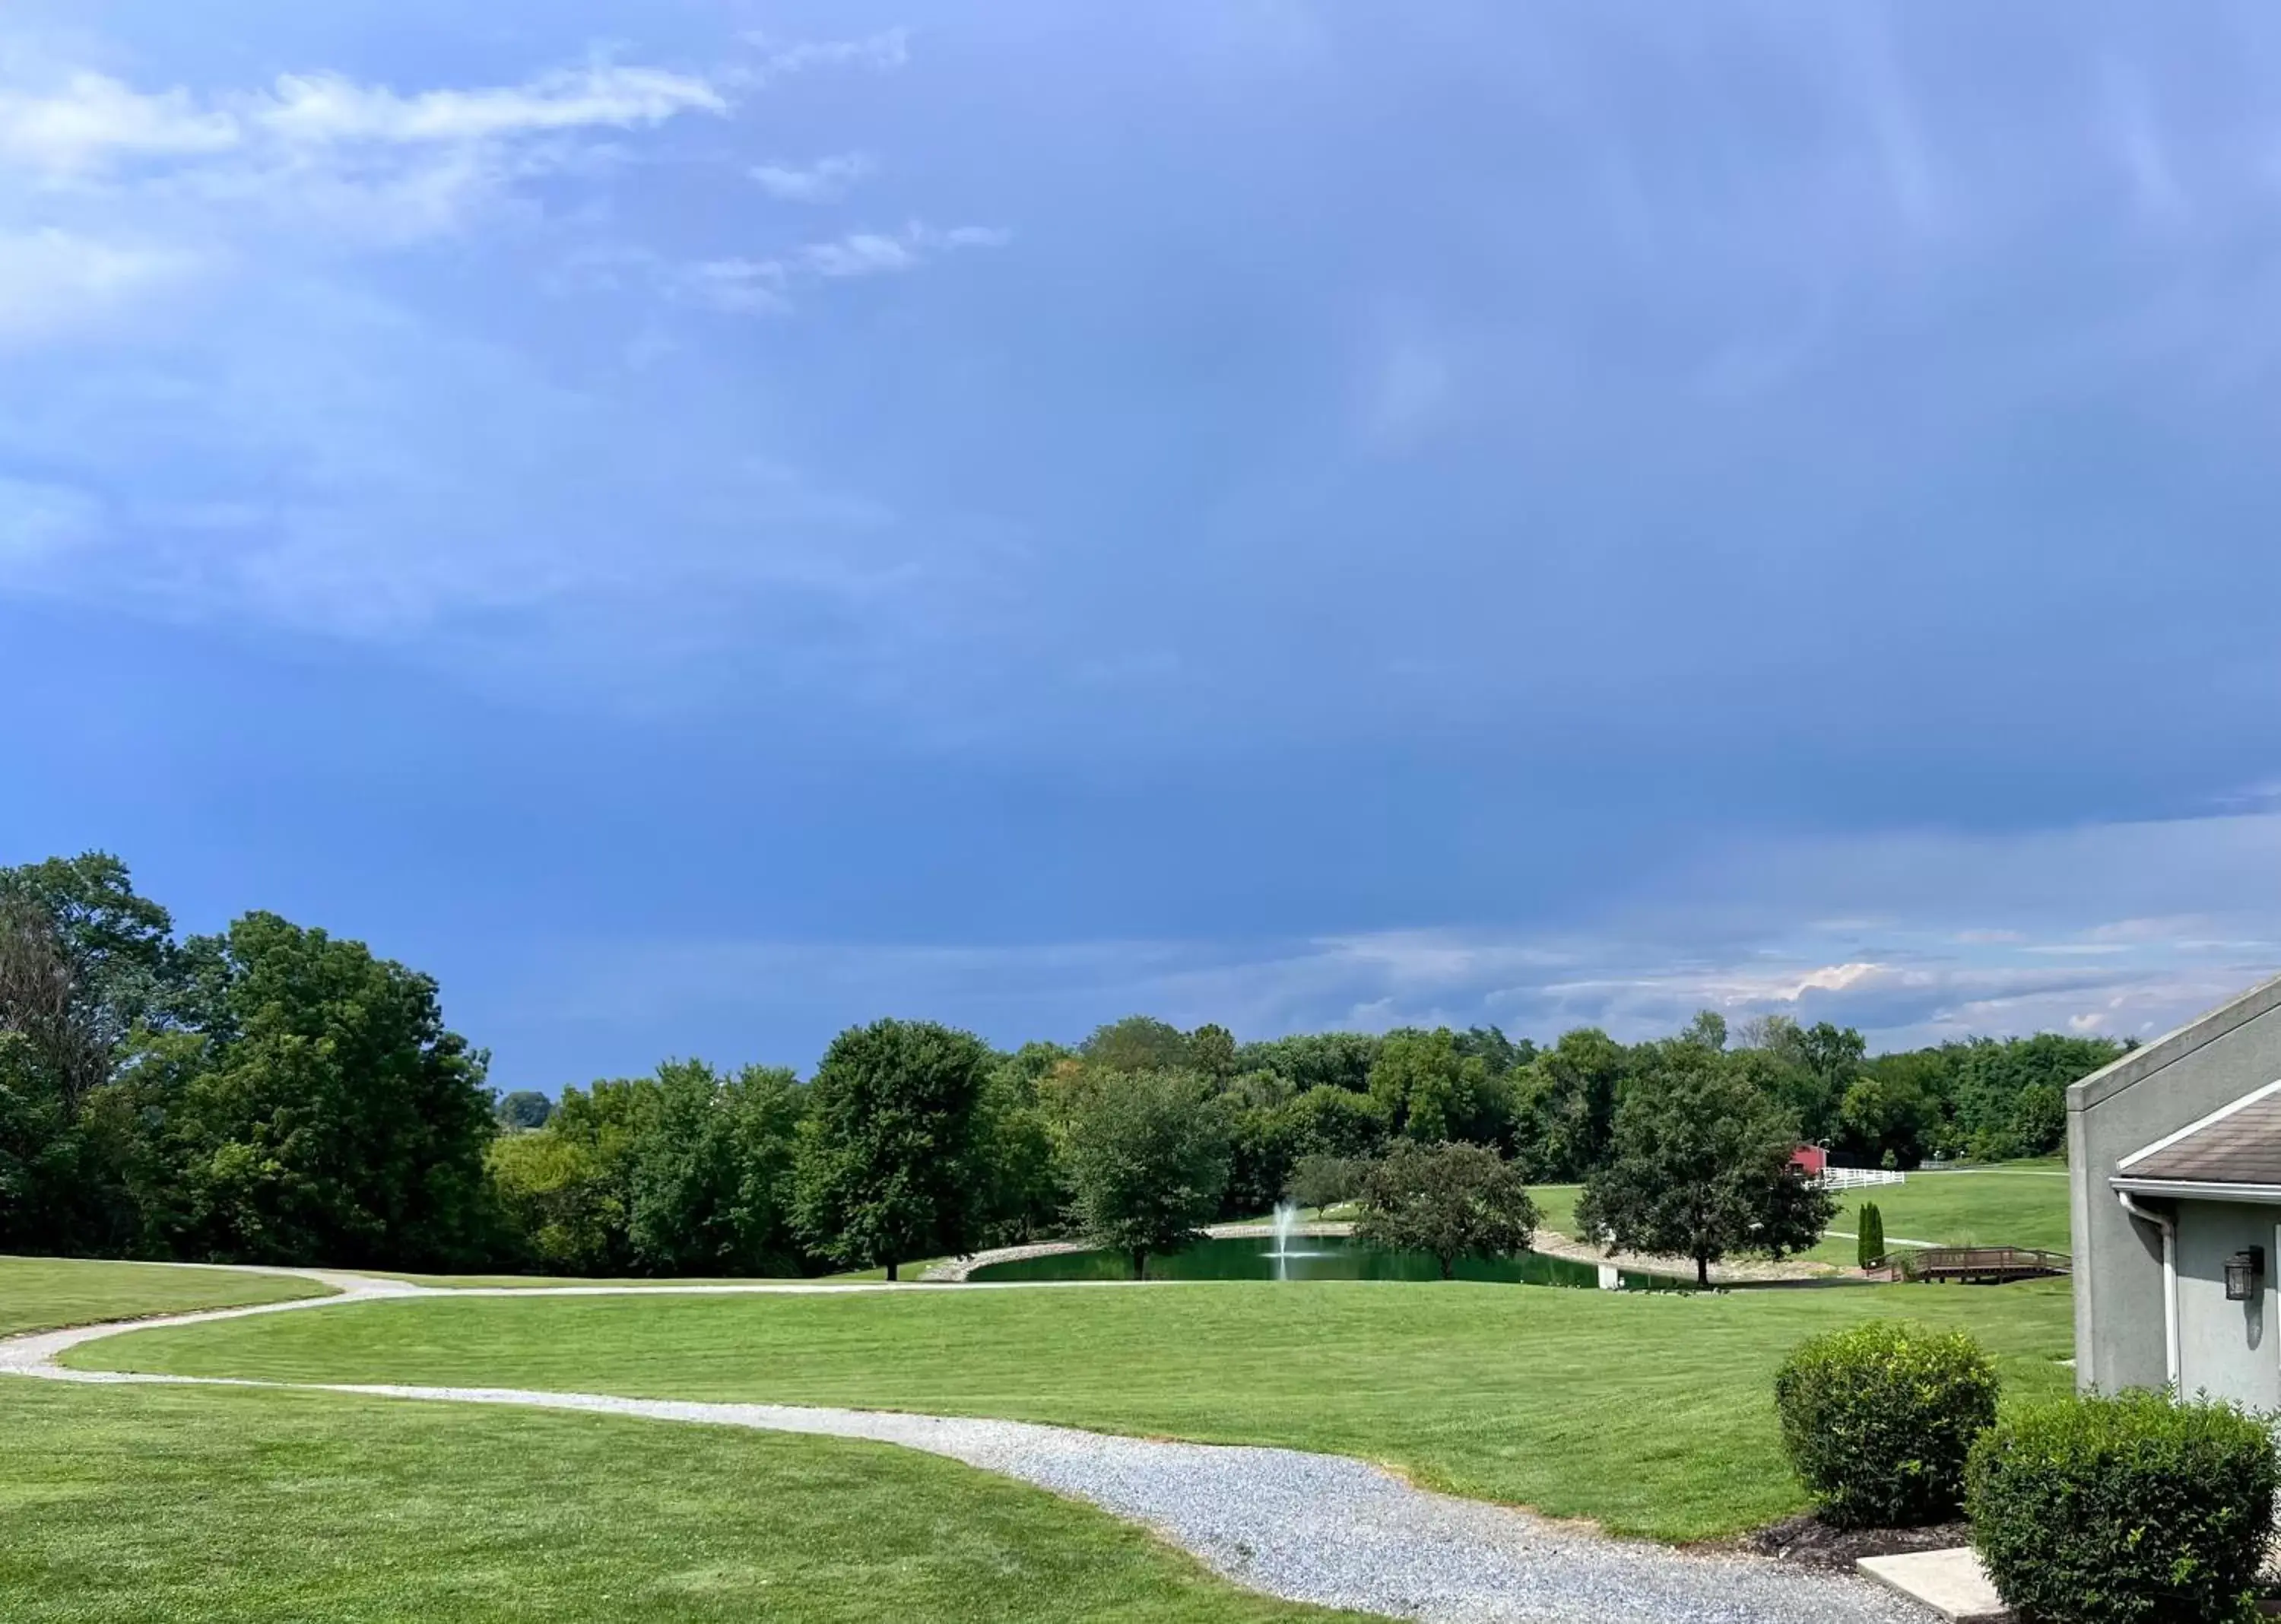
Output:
[968,1233,1686,1289]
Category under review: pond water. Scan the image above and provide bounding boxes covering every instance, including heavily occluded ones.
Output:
[968,1233,1684,1289]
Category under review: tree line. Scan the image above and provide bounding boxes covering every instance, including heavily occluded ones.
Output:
[0,852,2126,1278]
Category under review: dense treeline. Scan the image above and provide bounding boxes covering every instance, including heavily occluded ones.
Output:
[0,852,2127,1277]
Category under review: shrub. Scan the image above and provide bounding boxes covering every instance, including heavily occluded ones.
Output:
[1966,1391,2279,1624]
[1775,1321,1999,1527]
[1857,1201,1886,1270]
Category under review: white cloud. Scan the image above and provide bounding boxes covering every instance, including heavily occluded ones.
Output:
[801,221,1009,278]
[750,151,874,202]
[0,73,238,173]
[249,64,725,147]
[744,29,912,79]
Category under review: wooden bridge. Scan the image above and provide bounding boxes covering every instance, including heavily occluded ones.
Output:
[1886,1246,2071,1284]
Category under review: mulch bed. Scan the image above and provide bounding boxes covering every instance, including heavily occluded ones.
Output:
[1739,1513,1972,1570]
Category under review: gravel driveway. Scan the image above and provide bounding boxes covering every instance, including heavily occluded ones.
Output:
[4,1271,1933,1624]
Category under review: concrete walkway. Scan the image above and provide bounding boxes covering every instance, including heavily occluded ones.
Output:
[2,1269,1934,1624]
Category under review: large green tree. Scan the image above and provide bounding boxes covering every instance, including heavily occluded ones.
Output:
[1511,1027,1630,1180]
[793,1018,991,1280]
[1366,1027,1509,1145]
[1575,1046,1835,1286]
[154,912,497,1269]
[1353,1140,1537,1279]
[1061,1069,1230,1278]
[627,1061,807,1276]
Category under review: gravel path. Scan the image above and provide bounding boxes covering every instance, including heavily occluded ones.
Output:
[2,1269,1932,1624]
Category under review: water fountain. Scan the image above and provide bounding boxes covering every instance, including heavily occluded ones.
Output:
[1268,1201,1303,1280]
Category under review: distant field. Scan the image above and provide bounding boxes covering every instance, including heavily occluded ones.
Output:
[0,1255,328,1336]
[1528,1159,2072,1268]
[1804,1164,2071,1263]
[78,1273,2076,1540]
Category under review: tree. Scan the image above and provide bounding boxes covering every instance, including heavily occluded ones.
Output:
[1575,1047,1835,1286]
[1366,1027,1508,1145]
[1511,1027,1629,1180]
[1061,1069,1229,1278]
[628,1061,807,1276]
[488,1128,621,1274]
[1288,1152,1366,1214]
[1286,1084,1391,1159]
[1079,1016,1192,1074]
[969,1053,1064,1245]
[1188,1023,1237,1082]
[1231,1032,1382,1095]
[0,852,177,1045]
[494,1090,554,1131]
[158,912,498,1269]
[1857,1201,1886,1270]
[1352,1140,1537,1279]
[794,1019,991,1280]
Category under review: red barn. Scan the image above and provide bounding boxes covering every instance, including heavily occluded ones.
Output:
[1789,1144,1828,1177]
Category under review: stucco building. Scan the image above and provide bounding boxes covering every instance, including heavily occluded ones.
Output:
[2070,972,2281,1407]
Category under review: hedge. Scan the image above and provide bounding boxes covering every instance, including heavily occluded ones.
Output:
[1775,1320,1998,1526]
[1966,1390,2278,1624]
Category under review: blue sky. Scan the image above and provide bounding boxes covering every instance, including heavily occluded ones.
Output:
[6,2,2281,1090]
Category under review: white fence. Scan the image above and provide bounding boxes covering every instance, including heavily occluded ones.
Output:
[1813,1166,1906,1191]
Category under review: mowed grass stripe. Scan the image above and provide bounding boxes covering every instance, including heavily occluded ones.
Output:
[0,1254,328,1336]
[0,1379,1367,1624]
[77,1277,2076,1540]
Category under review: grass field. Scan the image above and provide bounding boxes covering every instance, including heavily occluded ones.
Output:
[1528,1159,2073,1270]
[0,1254,328,1334]
[0,1267,1366,1624]
[77,1275,2076,1540]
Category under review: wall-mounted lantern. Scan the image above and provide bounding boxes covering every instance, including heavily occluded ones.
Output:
[2225,1247,2267,1302]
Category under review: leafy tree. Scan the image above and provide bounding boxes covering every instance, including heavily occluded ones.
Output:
[1575,1047,1835,1286]
[1511,1027,1629,1181]
[1367,1027,1508,1144]
[1353,1140,1537,1279]
[157,912,498,1269]
[1679,1009,1729,1051]
[488,1128,621,1274]
[1230,1032,1382,1095]
[1288,1152,1367,1214]
[628,1061,807,1276]
[1062,1068,1230,1278]
[1079,1016,1192,1074]
[1285,1083,1391,1159]
[1224,1100,1304,1216]
[0,852,178,1045]
[494,1090,554,1131]
[1452,1024,1529,1075]
[972,1054,1063,1245]
[1188,1023,1238,1082]
[1837,1069,1937,1169]
[794,1019,991,1280]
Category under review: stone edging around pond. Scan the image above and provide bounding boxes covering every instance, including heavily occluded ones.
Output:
[925,1223,1839,1286]
[922,1221,1359,1283]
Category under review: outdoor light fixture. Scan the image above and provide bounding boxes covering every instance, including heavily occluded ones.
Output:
[2225,1247,2266,1302]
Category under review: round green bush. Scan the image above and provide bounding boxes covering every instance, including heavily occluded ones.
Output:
[1774,1320,1999,1527]
[1966,1390,2279,1624]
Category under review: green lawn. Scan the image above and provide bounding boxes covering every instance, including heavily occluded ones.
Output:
[1804,1166,2072,1264]
[0,1254,328,1335]
[0,1381,1364,1623]
[77,1275,2076,1540]
[0,1262,1363,1624]
[1528,1160,2073,1268]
